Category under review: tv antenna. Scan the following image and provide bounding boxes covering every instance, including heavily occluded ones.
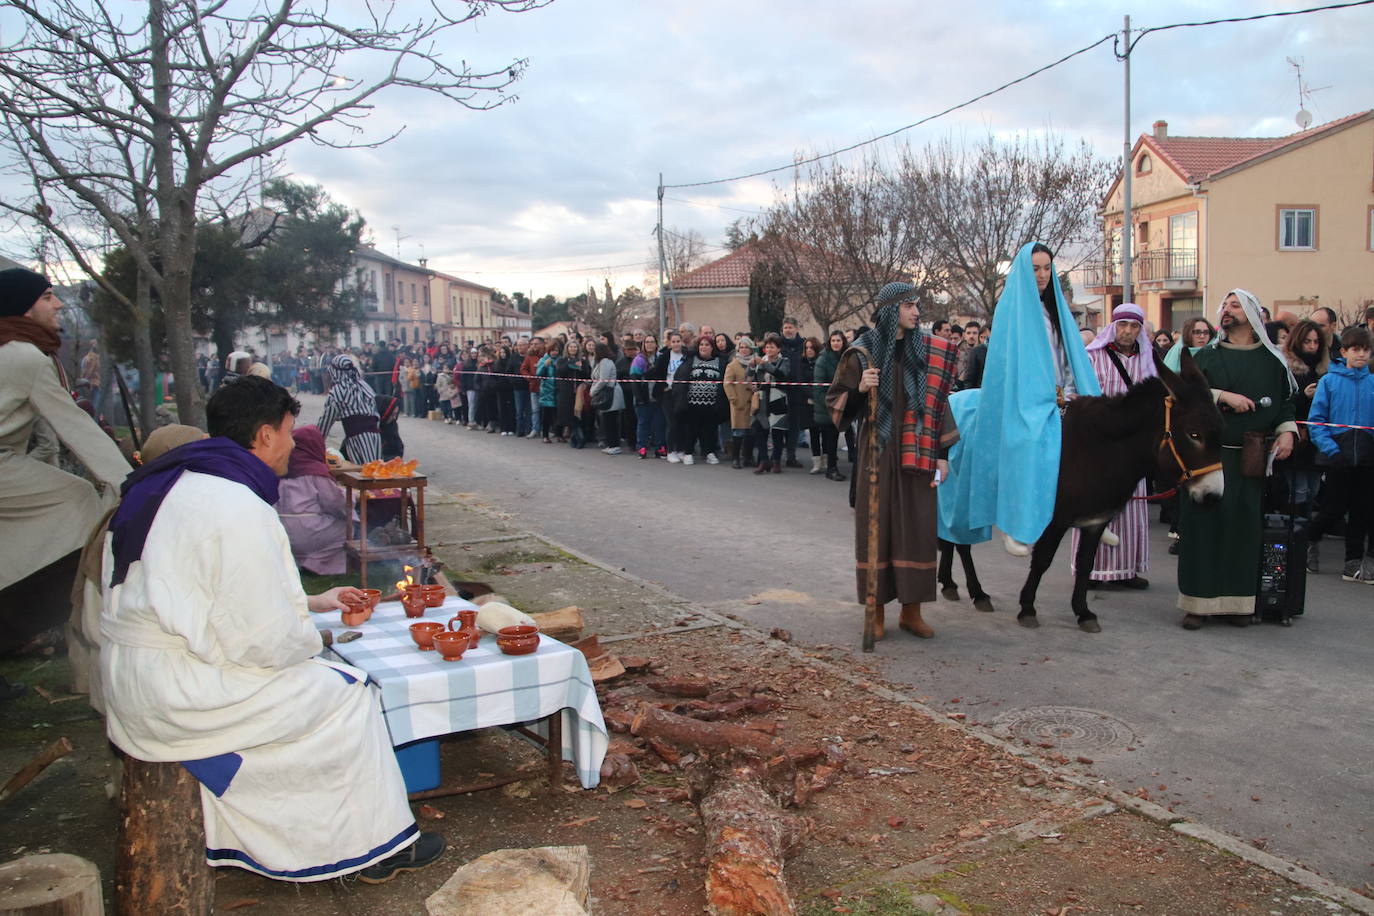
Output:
[392,225,410,259]
[1286,57,1329,130]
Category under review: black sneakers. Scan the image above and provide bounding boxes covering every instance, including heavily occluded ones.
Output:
[357,831,446,884]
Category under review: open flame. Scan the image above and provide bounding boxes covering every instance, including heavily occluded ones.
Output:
[395,564,416,593]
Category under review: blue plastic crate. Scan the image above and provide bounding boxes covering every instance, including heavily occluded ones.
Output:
[393,738,440,793]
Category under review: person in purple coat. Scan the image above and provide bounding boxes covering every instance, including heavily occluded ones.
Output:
[275,425,348,575]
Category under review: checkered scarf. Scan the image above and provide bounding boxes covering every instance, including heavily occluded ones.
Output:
[853,308,958,472]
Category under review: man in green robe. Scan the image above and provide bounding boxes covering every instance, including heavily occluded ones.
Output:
[1178,289,1298,629]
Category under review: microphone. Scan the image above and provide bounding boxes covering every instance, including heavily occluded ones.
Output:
[1257,396,1273,408]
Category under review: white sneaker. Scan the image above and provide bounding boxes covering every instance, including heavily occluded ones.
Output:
[526,431,539,439]
[604,447,622,455]
[705,453,719,465]
[667,452,682,463]
[682,453,695,466]
[1003,533,1031,557]
[1100,528,1120,547]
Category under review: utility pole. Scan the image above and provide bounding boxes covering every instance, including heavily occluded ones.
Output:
[1121,14,1133,306]
[656,174,666,340]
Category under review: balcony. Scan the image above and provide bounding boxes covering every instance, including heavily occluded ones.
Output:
[1083,248,1198,294]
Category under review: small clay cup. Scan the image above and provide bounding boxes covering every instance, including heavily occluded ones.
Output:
[421,584,447,608]
[340,606,369,628]
[432,630,468,662]
[496,624,540,656]
[359,588,382,610]
[409,621,444,651]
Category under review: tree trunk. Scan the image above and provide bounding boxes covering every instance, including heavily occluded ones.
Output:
[697,762,809,916]
[132,270,158,434]
[630,705,781,757]
[0,853,104,915]
[114,756,211,916]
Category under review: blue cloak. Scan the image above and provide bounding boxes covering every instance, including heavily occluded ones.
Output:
[937,388,990,545]
[946,242,1100,545]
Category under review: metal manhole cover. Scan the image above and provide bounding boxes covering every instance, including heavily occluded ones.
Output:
[992,706,1137,753]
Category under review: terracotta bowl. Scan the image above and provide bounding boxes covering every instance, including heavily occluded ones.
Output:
[421,584,447,608]
[432,630,468,661]
[359,588,382,610]
[409,621,444,650]
[496,625,540,656]
[340,604,370,628]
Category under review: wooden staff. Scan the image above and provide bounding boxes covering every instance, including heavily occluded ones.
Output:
[862,365,881,653]
[112,365,142,452]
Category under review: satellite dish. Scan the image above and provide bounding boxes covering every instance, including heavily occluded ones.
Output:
[1296,109,1313,129]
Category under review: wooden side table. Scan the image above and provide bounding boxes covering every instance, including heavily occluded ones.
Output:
[334,470,427,588]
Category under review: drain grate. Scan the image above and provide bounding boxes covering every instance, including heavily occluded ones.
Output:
[992,706,1138,753]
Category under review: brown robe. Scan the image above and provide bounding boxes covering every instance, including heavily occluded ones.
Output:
[831,349,958,606]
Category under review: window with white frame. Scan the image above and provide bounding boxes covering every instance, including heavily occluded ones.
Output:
[1279,207,1316,250]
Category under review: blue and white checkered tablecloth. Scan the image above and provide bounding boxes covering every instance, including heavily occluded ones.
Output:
[314,596,607,788]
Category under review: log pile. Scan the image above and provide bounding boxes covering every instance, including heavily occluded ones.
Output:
[595,669,846,915]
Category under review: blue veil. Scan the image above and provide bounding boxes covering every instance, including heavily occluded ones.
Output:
[944,242,1100,546]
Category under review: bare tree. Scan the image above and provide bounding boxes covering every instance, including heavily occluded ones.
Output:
[571,279,646,335]
[897,133,1112,320]
[760,152,945,332]
[648,226,709,328]
[0,0,547,427]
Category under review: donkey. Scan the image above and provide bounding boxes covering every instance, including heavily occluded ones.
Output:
[1016,347,1224,632]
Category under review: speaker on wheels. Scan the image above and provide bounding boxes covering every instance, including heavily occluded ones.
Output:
[1256,512,1308,624]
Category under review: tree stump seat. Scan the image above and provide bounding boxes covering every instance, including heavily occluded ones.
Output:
[113,753,212,916]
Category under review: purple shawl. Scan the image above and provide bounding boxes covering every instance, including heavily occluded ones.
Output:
[108,437,279,587]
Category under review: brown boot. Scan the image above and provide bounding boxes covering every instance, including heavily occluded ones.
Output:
[899,603,934,638]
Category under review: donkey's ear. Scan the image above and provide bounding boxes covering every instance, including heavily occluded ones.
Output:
[1153,346,1181,398]
[1176,346,1208,388]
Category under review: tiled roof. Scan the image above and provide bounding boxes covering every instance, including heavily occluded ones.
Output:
[673,242,766,290]
[1146,110,1371,182]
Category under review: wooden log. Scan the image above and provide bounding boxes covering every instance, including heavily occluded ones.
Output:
[0,738,74,805]
[114,756,211,916]
[679,696,780,721]
[630,706,781,757]
[527,606,584,642]
[0,853,103,915]
[646,676,715,698]
[425,846,589,916]
[697,763,810,916]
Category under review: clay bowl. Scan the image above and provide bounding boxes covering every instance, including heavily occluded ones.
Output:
[409,621,444,651]
[432,630,469,662]
[421,584,447,608]
[340,601,371,628]
[496,625,540,656]
[359,588,382,610]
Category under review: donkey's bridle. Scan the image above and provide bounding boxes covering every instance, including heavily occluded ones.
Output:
[1159,394,1223,482]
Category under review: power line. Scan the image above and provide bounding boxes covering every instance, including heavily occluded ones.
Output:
[1123,0,1374,56]
[663,33,1117,189]
[664,196,767,216]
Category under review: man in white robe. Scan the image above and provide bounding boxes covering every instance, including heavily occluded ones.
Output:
[101,375,443,883]
[1069,303,1155,588]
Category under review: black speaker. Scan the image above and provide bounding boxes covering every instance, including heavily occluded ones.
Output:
[1256,512,1308,623]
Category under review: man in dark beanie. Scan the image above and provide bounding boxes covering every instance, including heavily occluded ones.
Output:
[826,281,960,641]
[0,268,130,691]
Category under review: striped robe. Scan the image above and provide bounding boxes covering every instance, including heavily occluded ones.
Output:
[1070,344,1151,581]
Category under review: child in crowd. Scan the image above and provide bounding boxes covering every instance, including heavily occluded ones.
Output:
[1307,326,1374,583]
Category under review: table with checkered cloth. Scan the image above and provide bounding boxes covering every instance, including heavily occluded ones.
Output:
[313,596,608,788]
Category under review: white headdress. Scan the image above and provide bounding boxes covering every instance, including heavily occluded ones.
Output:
[1213,289,1297,394]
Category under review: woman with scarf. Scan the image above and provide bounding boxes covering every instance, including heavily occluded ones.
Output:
[1279,319,1331,551]
[750,333,792,474]
[630,335,665,458]
[724,336,756,468]
[591,341,625,455]
[555,340,590,447]
[317,354,382,464]
[276,425,348,575]
[536,340,561,443]
[826,282,960,639]
[0,268,131,678]
[672,334,727,465]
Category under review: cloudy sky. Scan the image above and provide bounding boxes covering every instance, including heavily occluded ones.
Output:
[8,0,1374,300]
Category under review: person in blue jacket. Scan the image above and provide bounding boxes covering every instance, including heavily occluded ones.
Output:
[1306,325,1374,583]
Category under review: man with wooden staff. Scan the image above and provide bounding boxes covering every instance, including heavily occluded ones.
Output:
[828,282,960,645]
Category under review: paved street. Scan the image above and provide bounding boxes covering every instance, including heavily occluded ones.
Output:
[307,394,1373,893]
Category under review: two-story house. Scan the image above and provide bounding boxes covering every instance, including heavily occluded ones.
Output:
[1086,111,1374,333]
[428,270,499,347]
[352,246,435,345]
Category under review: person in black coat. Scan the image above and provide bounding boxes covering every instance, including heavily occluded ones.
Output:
[778,316,806,467]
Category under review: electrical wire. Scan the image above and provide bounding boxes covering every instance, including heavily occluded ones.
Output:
[663,33,1117,189]
[1121,0,1374,57]
[664,196,768,216]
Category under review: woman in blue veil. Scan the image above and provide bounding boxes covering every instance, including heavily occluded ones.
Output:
[944,242,1100,555]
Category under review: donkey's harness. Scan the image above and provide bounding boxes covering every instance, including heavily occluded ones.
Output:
[1159,393,1223,483]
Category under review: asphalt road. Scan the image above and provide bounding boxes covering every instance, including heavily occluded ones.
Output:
[307,395,1373,892]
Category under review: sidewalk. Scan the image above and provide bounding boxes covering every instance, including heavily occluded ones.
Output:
[1,481,1368,914]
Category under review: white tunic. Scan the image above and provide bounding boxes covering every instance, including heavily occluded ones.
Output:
[100,471,417,881]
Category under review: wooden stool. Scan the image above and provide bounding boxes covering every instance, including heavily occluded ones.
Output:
[0,853,103,915]
[114,755,211,915]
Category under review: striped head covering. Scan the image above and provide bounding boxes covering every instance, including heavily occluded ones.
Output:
[328,353,377,417]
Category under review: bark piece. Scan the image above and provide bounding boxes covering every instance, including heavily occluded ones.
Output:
[631,705,781,757]
[0,853,103,915]
[0,737,73,804]
[698,763,811,916]
[647,676,715,698]
[114,756,211,916]
[425,845,590,916]
[588,653,626,683]
[528,606,584,642]
[680,696,781,721]
[598,753,640,790]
